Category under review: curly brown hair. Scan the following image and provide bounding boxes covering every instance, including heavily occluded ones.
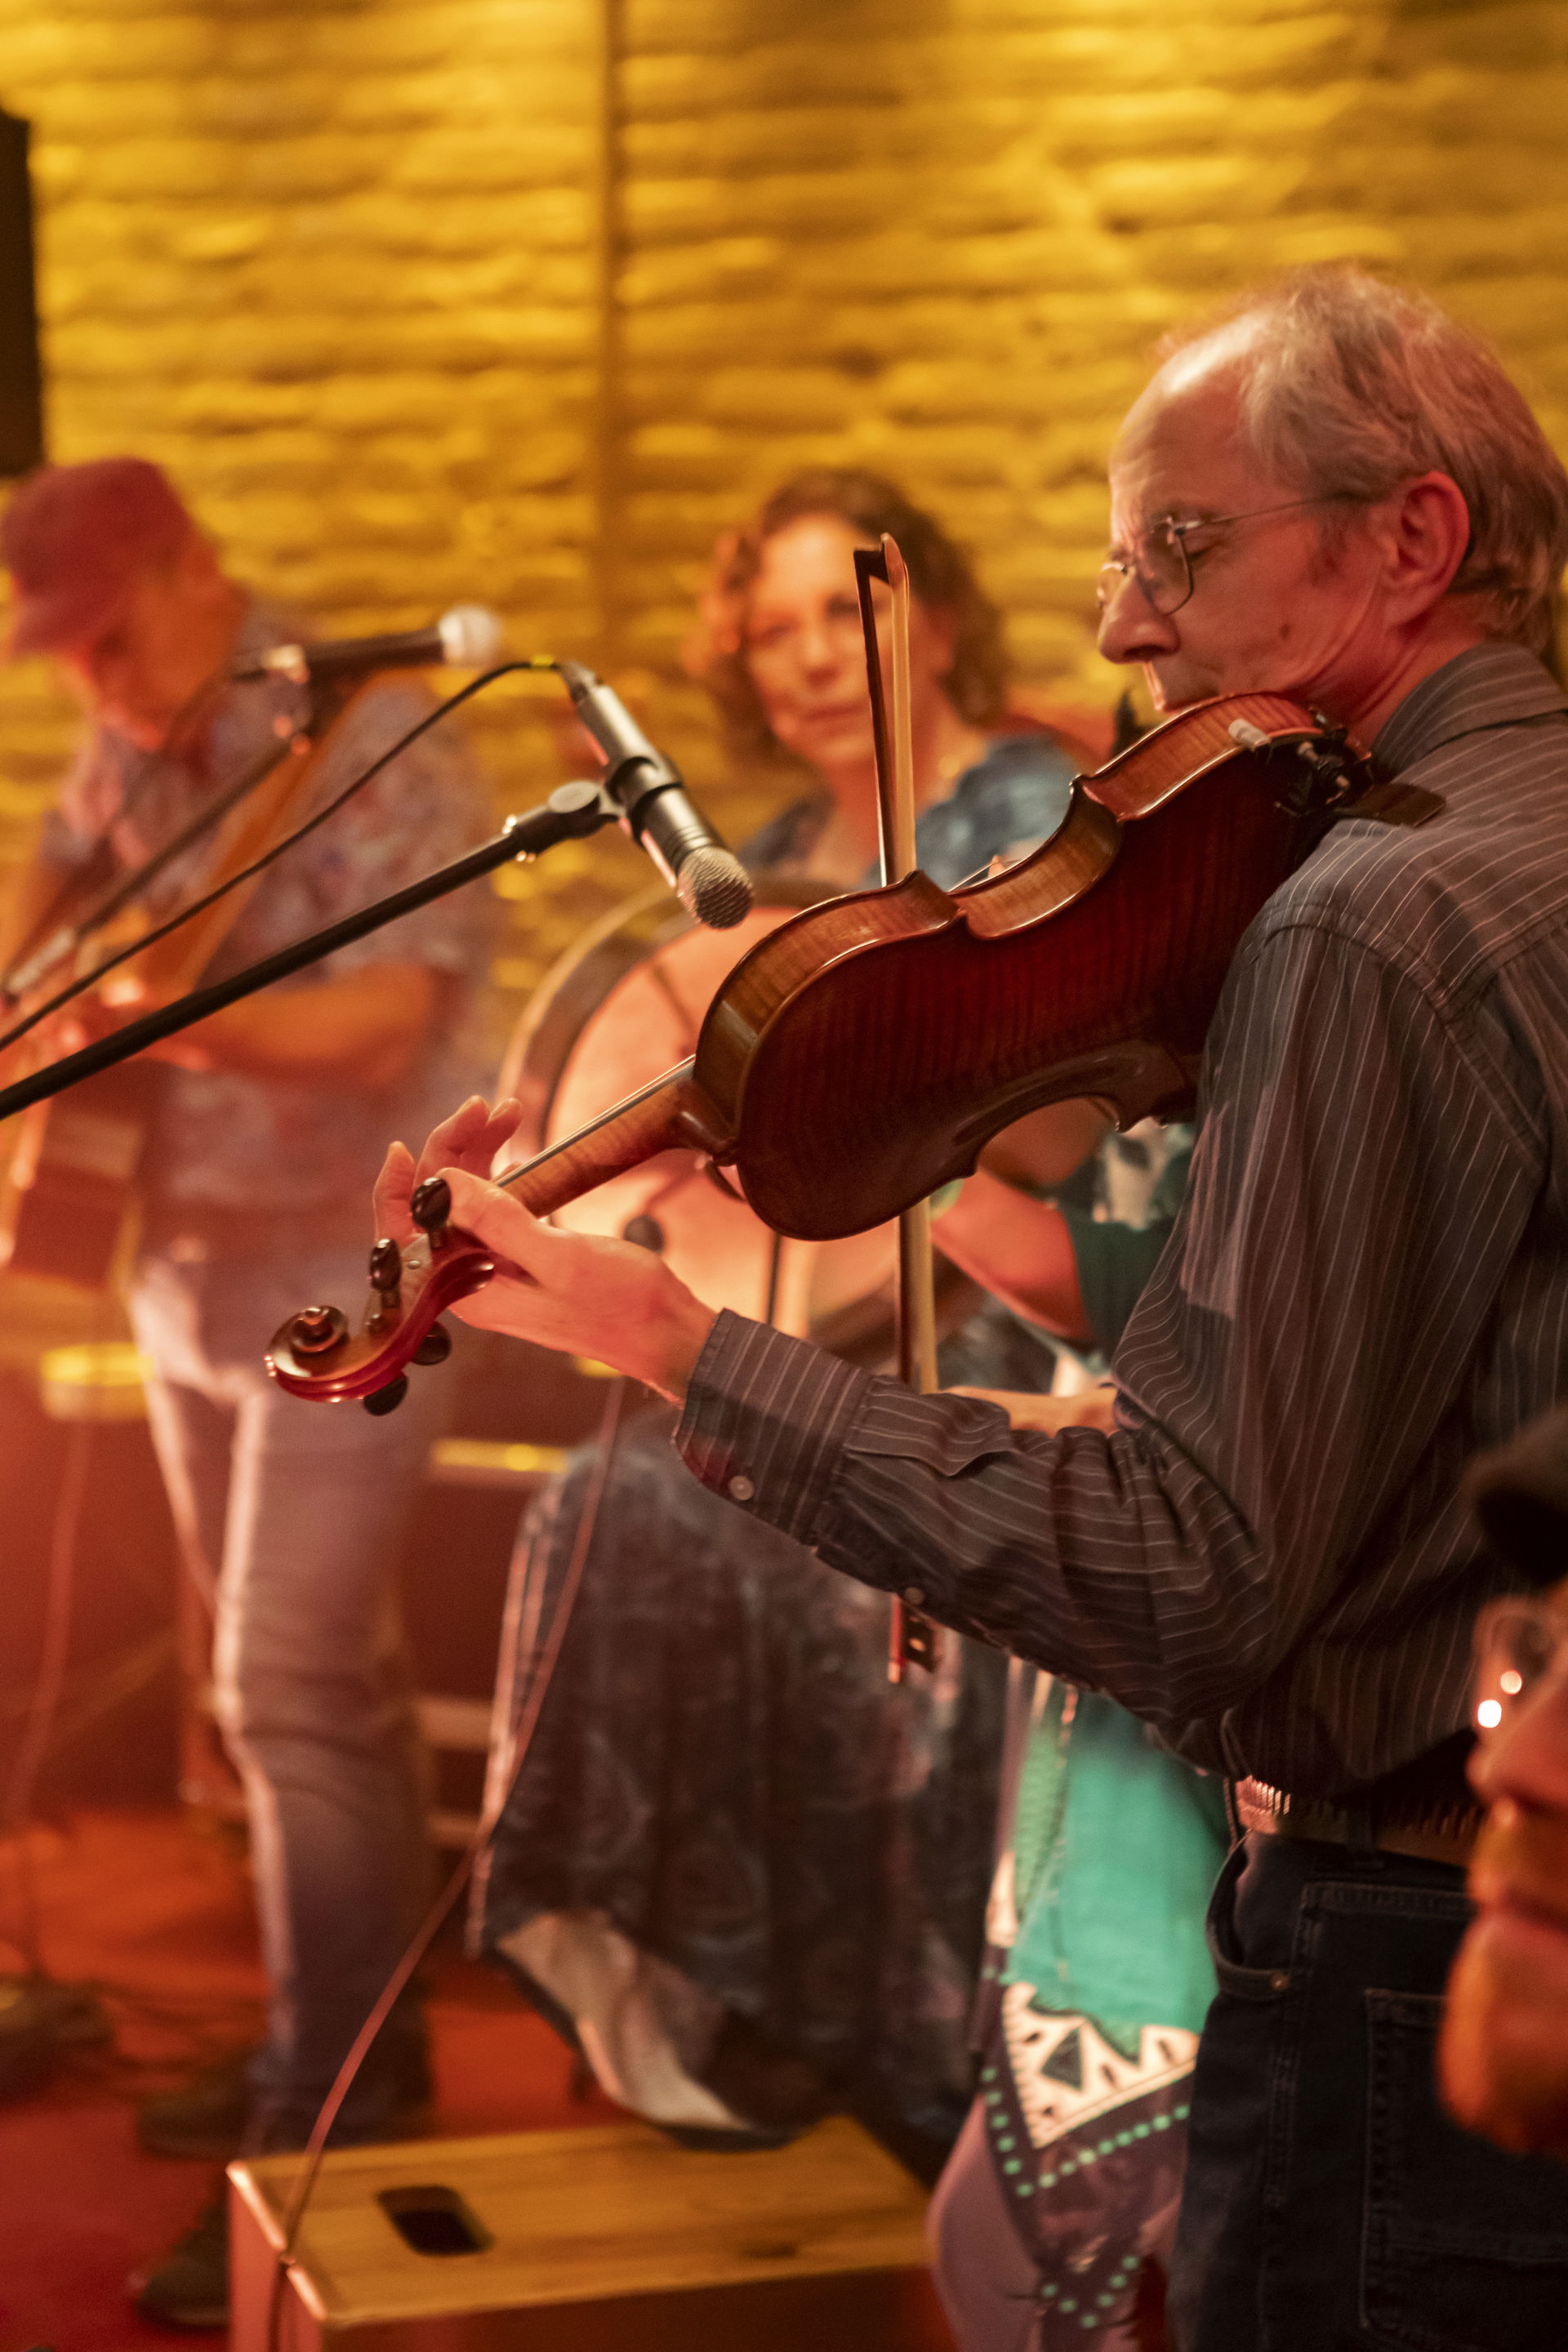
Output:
[689,469,1010,763]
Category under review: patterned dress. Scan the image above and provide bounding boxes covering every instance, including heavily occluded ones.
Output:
[475,736,1080,2168]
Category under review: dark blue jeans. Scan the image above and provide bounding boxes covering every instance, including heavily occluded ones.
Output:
[1169,1833,1568,2351]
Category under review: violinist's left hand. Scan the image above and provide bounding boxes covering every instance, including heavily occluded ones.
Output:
[374,1099,719,1401]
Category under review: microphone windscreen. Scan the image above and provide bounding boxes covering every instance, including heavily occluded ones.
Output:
[438,604,506,666]
[676,847,753,929]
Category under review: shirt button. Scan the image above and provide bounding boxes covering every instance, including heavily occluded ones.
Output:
[1268,1971,1290,1993]
[728,1474,755,1503]
[903,1584,925,1606]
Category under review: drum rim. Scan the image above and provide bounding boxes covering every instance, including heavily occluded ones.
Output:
[510,871,831,1153]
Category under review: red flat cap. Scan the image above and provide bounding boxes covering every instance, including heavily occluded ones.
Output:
[2,457,195,656]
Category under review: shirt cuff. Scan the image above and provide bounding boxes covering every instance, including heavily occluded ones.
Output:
[675,1309,874,1545]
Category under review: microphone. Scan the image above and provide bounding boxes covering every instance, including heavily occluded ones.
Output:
[556,661,753,929]
[230,604,506,687]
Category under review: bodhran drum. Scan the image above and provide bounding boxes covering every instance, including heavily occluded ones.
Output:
[500,879,979,1360]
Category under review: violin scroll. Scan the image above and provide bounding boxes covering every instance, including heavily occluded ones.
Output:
[267,1060,707,1404]
[289,1303,350,1357]
[266,1223,498,1405]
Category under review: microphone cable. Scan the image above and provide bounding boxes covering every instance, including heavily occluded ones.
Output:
[263,1371,630,2352]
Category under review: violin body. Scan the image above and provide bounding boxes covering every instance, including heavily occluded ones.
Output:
[268,691,1370,1402]
[508,876,982,1349]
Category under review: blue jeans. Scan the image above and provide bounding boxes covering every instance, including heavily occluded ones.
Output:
[130,1239,446,2142]
[1171,1833,1568,2351]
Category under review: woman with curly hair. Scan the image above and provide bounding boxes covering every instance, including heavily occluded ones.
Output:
[474,469,1100,2175]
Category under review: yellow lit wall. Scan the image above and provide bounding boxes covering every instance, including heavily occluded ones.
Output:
[2,0,1568,1006]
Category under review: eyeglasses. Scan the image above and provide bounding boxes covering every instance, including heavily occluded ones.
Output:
[1472,1593,1568,1740]
[1095,496,1356,617]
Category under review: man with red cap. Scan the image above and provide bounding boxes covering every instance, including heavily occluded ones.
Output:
[1,457,494,2326]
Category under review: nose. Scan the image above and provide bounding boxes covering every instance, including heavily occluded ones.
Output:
[796,615,844,679]
[1096,570,1180,668]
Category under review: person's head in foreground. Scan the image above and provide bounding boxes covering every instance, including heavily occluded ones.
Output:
[2,455,242,752]
[1441,1407,1568,2161]
[1098,264,1568,726]
[684,466,1008,795]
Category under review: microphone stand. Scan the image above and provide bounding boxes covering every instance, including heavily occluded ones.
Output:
[0,781,618,1127]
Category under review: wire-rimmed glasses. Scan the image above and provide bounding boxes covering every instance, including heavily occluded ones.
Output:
[1095,496,1356,617]
[1472,1592,1568,1740]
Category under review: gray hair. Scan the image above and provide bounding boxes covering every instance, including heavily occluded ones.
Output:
[1153,266,1568,660]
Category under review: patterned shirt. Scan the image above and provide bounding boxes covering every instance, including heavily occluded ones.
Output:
[41,598,495,1218]
[742,732,1078,889]
[675,644,1568,1799]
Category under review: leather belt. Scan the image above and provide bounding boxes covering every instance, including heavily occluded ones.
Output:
[1233,1776,1481,1869]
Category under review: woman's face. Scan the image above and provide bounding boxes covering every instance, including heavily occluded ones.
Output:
[740,513,956,778]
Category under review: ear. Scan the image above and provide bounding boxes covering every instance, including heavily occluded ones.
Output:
[1383,470,1472,622]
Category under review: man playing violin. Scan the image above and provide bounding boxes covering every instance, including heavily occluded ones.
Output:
[377,267,1568,2348]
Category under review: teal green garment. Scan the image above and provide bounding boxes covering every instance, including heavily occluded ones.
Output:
[1004,1678,1227,2049]
[1058,1133,1195,1360]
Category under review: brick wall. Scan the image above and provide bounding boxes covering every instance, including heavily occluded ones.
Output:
[2,0,1568,1005]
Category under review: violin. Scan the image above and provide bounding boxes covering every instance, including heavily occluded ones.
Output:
[267,690,1391,1406]
[496,873,957,1351]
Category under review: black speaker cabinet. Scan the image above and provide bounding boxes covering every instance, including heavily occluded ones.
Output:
[0,107,44,478]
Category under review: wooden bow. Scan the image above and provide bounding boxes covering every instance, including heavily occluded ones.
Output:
[854,535,942,1682]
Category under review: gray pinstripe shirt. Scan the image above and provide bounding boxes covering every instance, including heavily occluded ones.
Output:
[676,644,1568,1799]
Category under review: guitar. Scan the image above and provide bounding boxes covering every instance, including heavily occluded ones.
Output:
[0,675,371,1290]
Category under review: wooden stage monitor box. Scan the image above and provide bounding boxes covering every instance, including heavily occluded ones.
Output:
[229,2114,950,2352]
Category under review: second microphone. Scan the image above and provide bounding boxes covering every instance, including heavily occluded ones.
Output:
[556,661,753,931]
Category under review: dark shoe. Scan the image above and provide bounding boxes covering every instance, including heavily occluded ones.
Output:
[139,2038,435,2160]
[137,2048,255,2161]
[128,2188,229,2331]
[700,2012,832,2137]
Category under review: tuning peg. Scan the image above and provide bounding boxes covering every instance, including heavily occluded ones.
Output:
[363,1375,409,1417]
[412,1320,452,1367]
[290,1304,349,1357]
[621,1214,666,1254]
[411,1177,451,1247]
[368,1236,403,1294]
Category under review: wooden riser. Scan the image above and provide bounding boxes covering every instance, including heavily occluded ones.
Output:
[230,2116,943,2352]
